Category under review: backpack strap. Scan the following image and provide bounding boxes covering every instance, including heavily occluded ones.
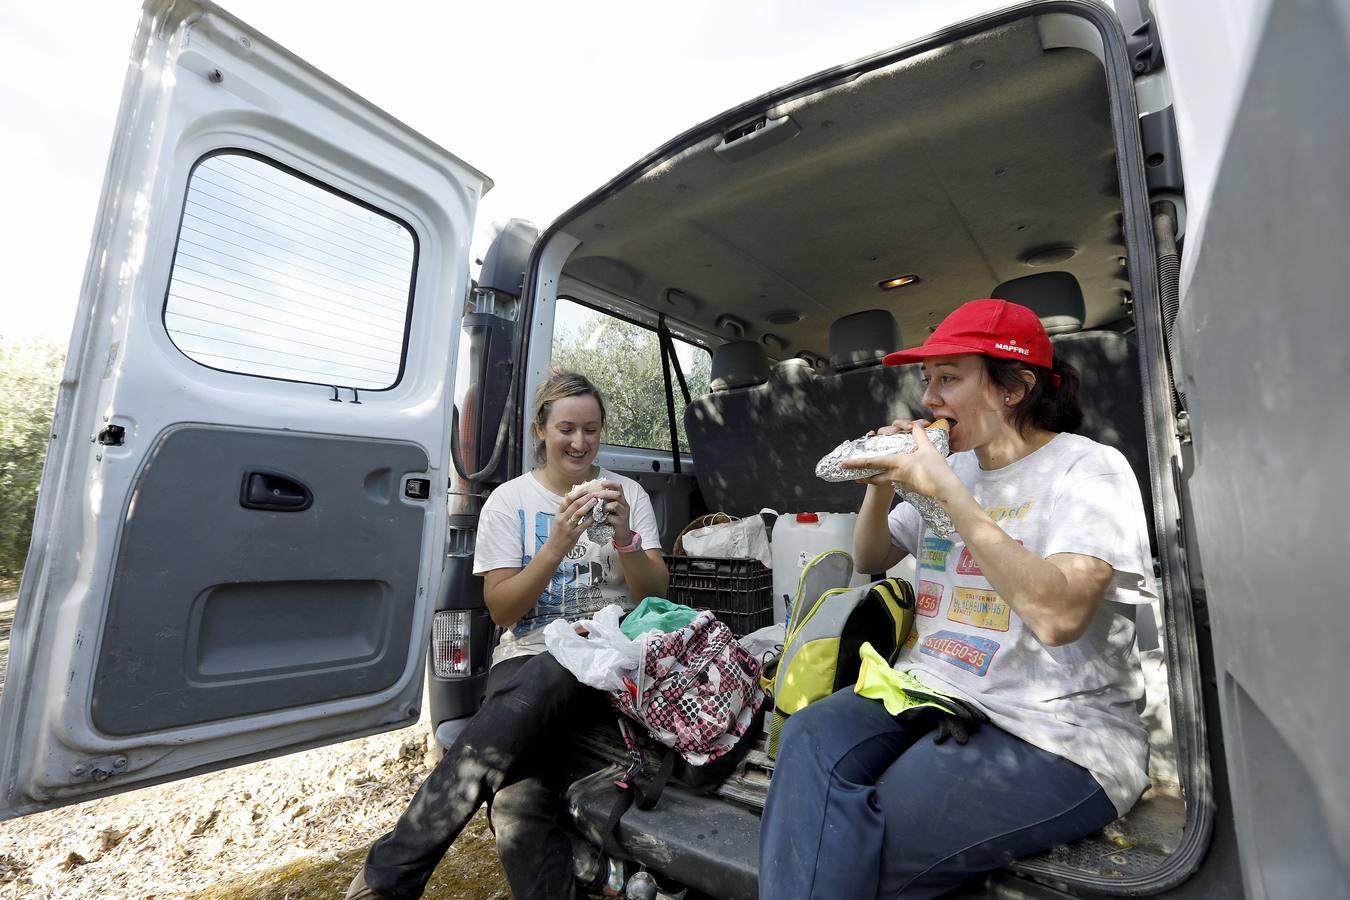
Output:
[616,716,645,785]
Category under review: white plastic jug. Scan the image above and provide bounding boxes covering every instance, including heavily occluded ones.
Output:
[771,512,855,624]
[771,511,918,625]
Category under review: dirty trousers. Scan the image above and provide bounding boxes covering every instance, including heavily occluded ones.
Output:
[758,688,1118,900]
[363,652,604,900]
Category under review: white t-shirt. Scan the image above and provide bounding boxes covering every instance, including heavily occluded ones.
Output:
[474,468,662,666]
[887,432,1157,815]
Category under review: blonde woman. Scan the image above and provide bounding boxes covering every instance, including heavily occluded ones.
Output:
[350,371,668,900]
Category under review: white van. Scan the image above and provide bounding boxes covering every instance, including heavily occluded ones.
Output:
[3,0,1346,897]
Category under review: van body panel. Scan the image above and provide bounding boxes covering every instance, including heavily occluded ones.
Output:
[0,0,486,819]
[1171,0,1350,893]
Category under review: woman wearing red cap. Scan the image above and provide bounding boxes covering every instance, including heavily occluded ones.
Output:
[759,300,1156,899]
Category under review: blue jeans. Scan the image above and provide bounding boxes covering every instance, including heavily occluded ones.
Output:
[759,688,1117,899]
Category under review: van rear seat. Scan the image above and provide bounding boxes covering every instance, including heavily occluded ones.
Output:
[686,280,1152,531]
[684,341,835,516]
[818,308,928,431]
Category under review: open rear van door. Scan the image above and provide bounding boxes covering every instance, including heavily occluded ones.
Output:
[1163,1,1350,893]
[0,0,489,819]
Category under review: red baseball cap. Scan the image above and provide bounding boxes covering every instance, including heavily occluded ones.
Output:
[883,299,1053,368]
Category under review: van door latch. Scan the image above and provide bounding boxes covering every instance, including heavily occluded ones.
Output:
[96,424,125,446]
[1176,410,1193,444]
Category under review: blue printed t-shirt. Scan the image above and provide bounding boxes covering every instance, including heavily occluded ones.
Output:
[887,432,1157,816]
[473,468,661,667]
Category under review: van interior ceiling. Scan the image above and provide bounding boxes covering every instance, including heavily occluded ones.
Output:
[533,10,1197,894]
[555,15,1130,358]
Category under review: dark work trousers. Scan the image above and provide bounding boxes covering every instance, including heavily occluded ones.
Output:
[758,688,1119,900]
[363,651,607,900]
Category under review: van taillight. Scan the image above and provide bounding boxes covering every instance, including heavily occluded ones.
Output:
[432,611,471,677]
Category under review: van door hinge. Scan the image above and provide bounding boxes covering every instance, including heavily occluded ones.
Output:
[1115,0,1163,74]
[96,424,125,446]
[1140,106,1184,195]
[70,755,128,783]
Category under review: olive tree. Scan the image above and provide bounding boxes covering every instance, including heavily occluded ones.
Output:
[552,316,711,453]
[0,338,64,580]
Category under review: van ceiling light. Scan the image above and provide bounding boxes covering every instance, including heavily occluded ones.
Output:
[878,274,921,290]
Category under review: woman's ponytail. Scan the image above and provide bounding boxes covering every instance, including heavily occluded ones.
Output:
[984,357,1082,434]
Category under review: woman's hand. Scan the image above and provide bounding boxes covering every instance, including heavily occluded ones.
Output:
[544,489,598,561]
[844,419,955,499]
[593,480,634,545]
[867,417,930,438]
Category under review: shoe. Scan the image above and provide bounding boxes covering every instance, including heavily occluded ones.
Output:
[345,869,390,900]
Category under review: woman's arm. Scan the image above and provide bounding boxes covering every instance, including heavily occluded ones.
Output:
[483,490,597,627]
[854,483,908,575]
[597,479,670,600]
[852,418,919,575]
[940,491,1113,645]
[618,548,669,601]
[483,558,561,627]
[845,427,1112,646]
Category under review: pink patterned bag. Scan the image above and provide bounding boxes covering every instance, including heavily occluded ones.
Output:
[611,610,765,773]
[599,611,766,856]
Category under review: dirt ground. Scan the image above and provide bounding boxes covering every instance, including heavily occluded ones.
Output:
[0,589,511,899]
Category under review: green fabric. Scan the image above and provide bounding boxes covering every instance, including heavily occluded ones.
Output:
[853,642,954,716]
[620,597,700,639]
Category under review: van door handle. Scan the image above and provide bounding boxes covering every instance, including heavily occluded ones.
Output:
[240,471,313,512]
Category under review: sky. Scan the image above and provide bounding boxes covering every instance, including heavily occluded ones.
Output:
[0,0,1010,343]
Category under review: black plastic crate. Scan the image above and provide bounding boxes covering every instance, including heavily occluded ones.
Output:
[664,555,773,637]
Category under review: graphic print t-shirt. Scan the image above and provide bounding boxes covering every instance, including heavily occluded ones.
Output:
[887,432,1157,815]
[474,469,661,666]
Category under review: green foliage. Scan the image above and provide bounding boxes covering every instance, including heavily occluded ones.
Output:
[552,314,711,452]
[0,338,64,580]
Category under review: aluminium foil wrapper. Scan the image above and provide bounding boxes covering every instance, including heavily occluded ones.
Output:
[572,477,614,543]
[814,424,955,538]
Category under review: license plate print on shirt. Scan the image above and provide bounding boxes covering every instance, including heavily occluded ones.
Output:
[920,630,1001,676]
[946,587,1011,632]
[920,536,953,572]
[917,580,943,618]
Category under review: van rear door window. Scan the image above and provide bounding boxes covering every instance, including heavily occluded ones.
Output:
[163,151,417,390]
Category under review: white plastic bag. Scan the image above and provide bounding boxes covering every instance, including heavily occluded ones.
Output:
[543,604,643,692]
[738,622,785,661]
[680,513,772,567]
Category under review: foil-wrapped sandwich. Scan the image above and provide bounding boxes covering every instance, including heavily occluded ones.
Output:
[815,420,955,538]
[571,478,614,543]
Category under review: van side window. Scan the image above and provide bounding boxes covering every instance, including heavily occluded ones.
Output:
[162,151,417,390]
[552,297,711,451]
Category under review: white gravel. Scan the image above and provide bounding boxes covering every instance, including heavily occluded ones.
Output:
[0,711,441,899]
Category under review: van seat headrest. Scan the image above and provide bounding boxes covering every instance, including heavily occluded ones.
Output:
[770,357,815,388]
[829,309,901,372]
[710,340,770,392]
[991,272,1086,335]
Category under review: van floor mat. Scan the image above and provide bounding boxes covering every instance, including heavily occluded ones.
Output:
[566,766,760,900]
[1012,788,1185,887]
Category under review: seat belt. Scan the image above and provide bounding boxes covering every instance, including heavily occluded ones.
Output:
[657,314,691,473]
